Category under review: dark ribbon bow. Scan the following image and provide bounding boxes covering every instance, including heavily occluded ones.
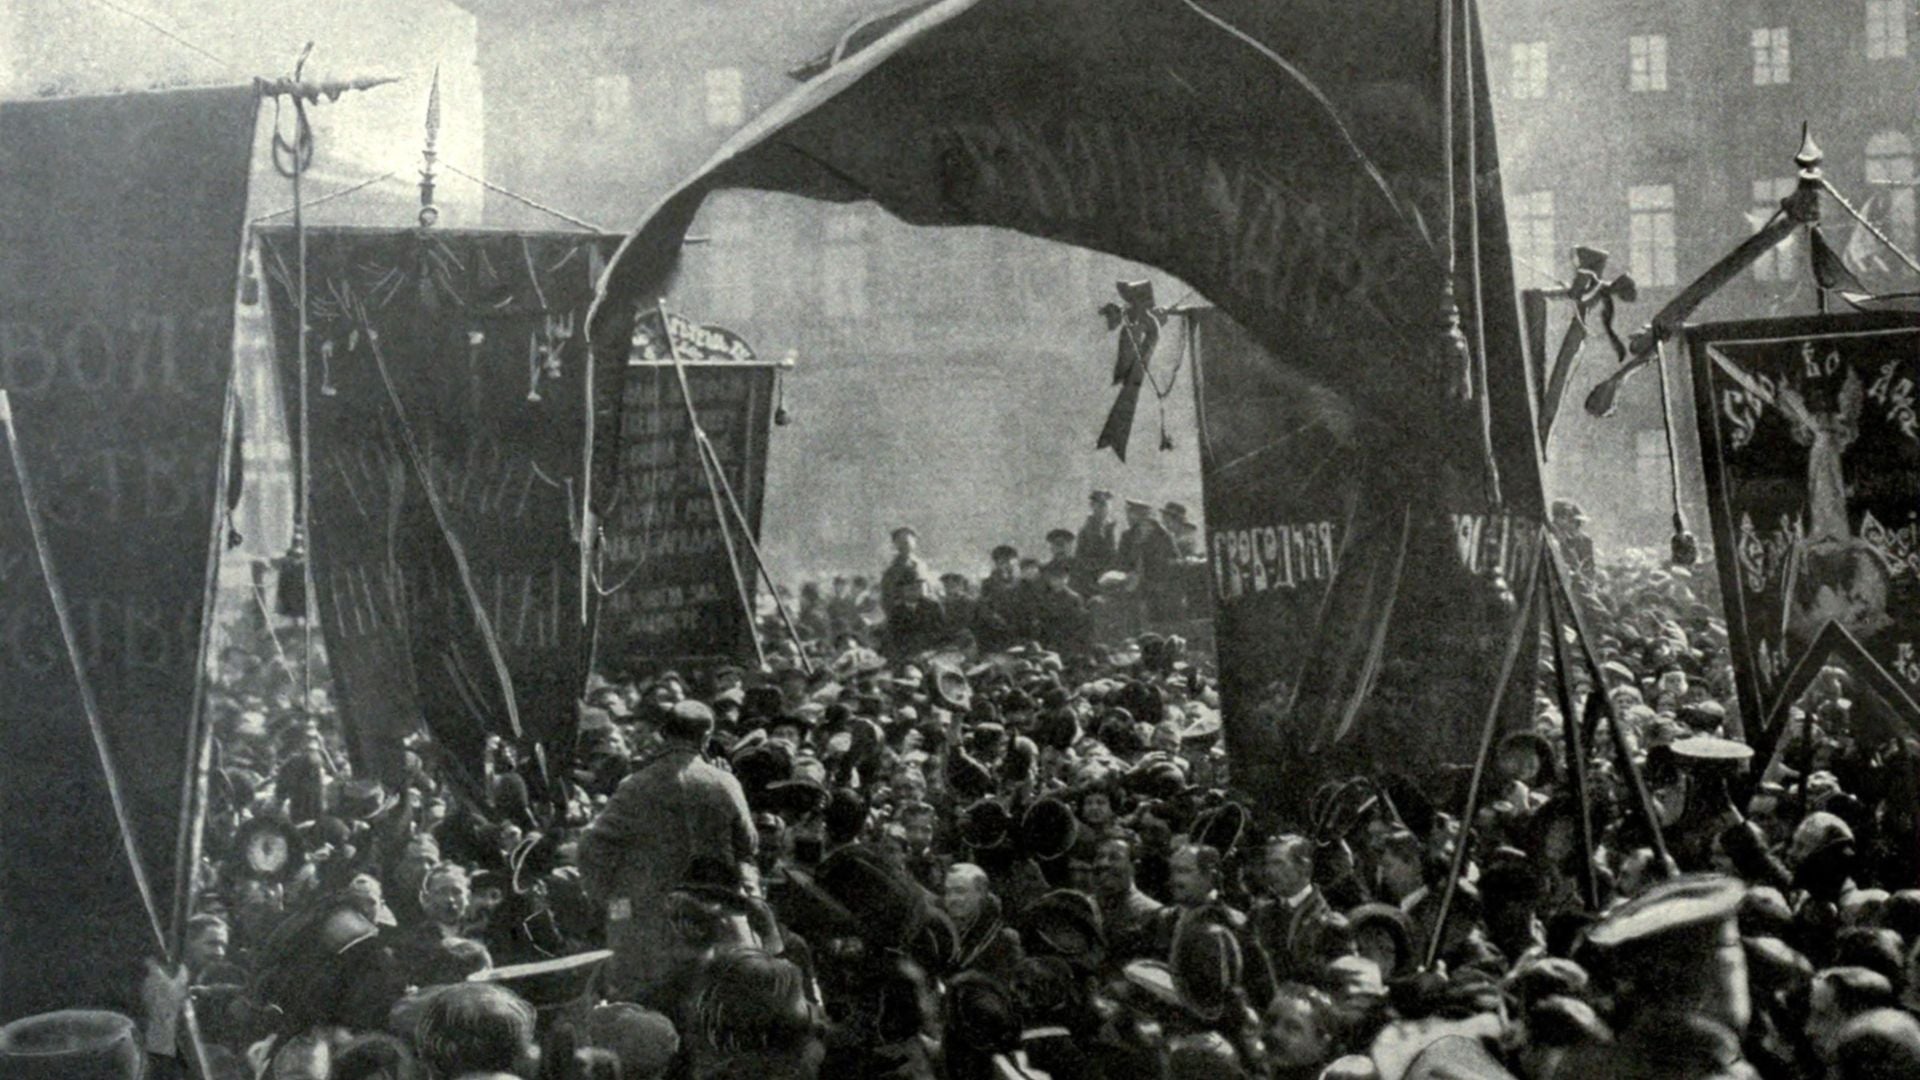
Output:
[1540,247,1637,443]
[1096,280,1168,461]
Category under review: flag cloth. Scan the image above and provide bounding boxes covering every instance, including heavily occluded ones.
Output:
[1688,312,1920,747]
[585,0,1543,807]
[258,229,616,800]
[596,345,776,672]
[0,86,257,1017]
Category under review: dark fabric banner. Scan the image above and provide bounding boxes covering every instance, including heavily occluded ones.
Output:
[583,0,1543,806]
[596,325,775,673]
[258,228,615,795]
[1193,308,1539,803]
[1690,312,1920,743]
[0,86,257,1017]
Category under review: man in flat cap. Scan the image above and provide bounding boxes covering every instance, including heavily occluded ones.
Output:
[977,544,1023,651]
[1074,489,1118,596]
[580,699,756,1008]
[880,525,942,657]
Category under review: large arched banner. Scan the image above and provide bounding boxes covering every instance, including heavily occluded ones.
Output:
[585,0,1543,805]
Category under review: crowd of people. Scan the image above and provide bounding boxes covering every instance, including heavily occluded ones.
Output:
[55,516,1920,1080]
[786,489,1210,658]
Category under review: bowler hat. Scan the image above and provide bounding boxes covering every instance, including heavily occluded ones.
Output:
[234,814,306,883]
[1170,915,1243,1022]
[0,1011,143,1080]
[761,778,830,818]
[929,661,973,713]
[961,799,1015,851]
[1024,890,1106,968]
[1020,798,1081,862]
[818,844,926,951]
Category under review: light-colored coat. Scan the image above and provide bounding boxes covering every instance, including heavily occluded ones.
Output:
[577,745,756,1000]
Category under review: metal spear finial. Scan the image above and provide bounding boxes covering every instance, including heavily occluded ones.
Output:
[419,64,442,227]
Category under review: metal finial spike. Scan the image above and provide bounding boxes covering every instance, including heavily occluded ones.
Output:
[418,64,442,226]
[1796,122,1823,170]
[424,64,442,157]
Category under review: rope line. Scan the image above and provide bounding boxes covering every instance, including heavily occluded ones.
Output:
[250,172,402,224]
[440,162,607,233]
[80,0,234,72]
[1822,178,1920,277]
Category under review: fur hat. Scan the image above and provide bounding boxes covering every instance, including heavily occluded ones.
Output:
[817,844,926,952]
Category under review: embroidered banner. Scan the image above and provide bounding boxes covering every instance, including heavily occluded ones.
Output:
[258,228,616,795]
[1690,311,1920,742]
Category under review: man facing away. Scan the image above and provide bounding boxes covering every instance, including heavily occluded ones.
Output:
[1118,499,1182,627]
[579,699,756,1008]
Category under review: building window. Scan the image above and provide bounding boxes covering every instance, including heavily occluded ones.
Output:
[1629,34,1668,92]
[1629,184,1678,288]
[590,74,630,132]
[1509,191,1557,288]
[1636,429,1669,506]
[1752,178,1799,281]
[1868,0,1909,58]
[820,208,869,318]
[1751,27,1790,84]
[1510,41,1549,99]
[704,68,745,128]
[1865,131,1917,263]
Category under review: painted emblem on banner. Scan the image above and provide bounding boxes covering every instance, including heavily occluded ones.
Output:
[1691,313,1920,737]
[631,310,757,364]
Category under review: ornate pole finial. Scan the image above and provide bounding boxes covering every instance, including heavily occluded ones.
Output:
[1795,121,1823,174]
[418,64,442,227]
[1787,122,1824,226]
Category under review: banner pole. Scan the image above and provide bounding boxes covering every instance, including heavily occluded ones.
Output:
[1542,573,1601,910]
[170,374,242,956]
[658,300,769,670]
[0,391,170,950]
[694,431,814,676]
[1545,540,1675,874]
[1423,526,1544,970]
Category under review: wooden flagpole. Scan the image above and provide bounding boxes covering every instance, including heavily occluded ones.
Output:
[1424,526,1545,969]
[658,300,769,670]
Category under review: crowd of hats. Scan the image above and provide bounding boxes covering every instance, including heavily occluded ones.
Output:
[21,541,1920,1080]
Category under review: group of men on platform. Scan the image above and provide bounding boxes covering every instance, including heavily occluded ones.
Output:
[876,489,1207,657]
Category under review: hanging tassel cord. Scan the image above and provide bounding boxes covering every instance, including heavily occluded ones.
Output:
[270,45,320,723]
[1651,338,1697,557]
[1461,0,1501,507]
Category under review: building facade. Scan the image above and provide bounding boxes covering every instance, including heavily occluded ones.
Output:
[459,0,1204,587]
[1481,0,1920,550]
